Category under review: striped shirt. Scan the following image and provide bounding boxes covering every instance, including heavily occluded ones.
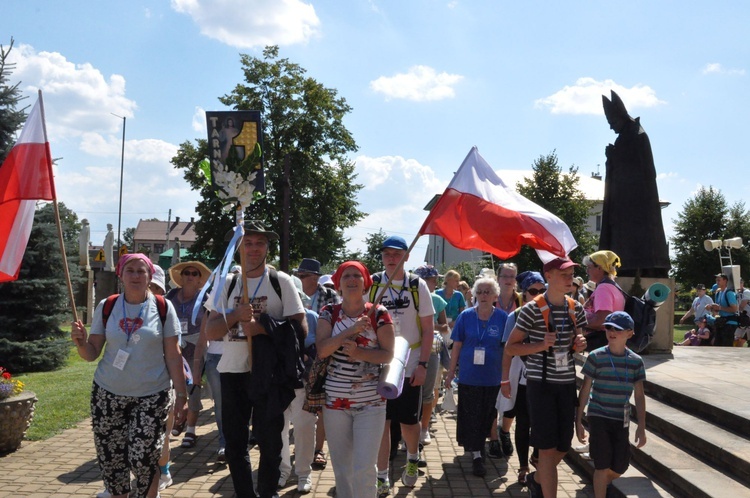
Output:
[582,346,646,421]
[515,297,587,384]
[320,304,392,410]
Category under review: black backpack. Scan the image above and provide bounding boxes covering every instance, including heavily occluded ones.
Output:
[599,280,656,353]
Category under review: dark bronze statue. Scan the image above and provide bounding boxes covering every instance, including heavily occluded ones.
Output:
[599,90,670,278]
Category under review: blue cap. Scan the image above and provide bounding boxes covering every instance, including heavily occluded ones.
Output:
[414,265,440,279]
[603,311,634,331]
[381,235,408,251]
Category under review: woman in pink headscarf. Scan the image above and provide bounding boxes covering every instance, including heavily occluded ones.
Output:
[71,253,186,498]
[316,261,395,498]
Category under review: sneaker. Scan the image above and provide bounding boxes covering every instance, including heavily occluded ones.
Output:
[487,439,502,459]
[158,472,173,491]
[500,431,514,457]
[573,443,590,453]
[581,452,593,461]
[216,447,226,464]
[526,471,543,498]
[401,459,419,487]
[96,491,112,498]
[472,457,486,477]
[297,475,312,494]
[278,472,289,489]
[377,477,390,497]
[420,428,431,445]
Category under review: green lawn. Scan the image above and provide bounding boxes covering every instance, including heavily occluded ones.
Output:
[15,335,97,441]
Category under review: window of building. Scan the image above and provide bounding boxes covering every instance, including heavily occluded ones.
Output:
[596,215,602,232]
[154,244,164,254]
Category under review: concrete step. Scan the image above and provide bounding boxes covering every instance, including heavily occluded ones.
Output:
[645,395,750,487]
[566,450,675,498]
[628,422,750,498]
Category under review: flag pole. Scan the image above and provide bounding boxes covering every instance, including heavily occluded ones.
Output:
[237,206,252,370]
[368,232,423,316]
[37,90,79,323]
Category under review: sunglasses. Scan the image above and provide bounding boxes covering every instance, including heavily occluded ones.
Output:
[604,325,627,331]
[181,271,200,277]
[525,288,544,296]
[475,289,494,296]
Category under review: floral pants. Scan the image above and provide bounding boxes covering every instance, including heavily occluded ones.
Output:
[91,382,171,497]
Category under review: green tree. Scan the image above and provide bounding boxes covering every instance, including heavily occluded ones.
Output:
[358,229,388,274]
[671,187,750,288]
[0,203,83,372]
[172,46,364,268]
[0,38,25,161]
[509,151,597,275]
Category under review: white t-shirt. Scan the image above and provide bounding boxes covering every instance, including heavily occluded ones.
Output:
[368,272,435,375]
[692,294,714,321]
[205,268,305,374]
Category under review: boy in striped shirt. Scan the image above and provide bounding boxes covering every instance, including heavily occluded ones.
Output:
[576,311,647,498]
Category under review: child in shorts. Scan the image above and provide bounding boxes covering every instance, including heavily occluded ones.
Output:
[575,311,647,498]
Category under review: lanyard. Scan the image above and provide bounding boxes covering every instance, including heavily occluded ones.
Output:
[121,297,147,345]
[545,293,566,348]
[475,308,494,343]
[606,347,628,384]
[382,272,407,303]
[250,268,267,301]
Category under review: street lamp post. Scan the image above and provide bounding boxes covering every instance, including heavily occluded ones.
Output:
[111,113,126,253]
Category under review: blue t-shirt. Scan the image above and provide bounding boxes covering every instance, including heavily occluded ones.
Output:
[450,307,507,386]
[304,308,319,348]
[436,288,467,321]
[581,346,646,421]
[431,293,448,324]
[716,289,738,320]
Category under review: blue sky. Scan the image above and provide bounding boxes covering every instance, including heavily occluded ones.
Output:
[3,1,748,261]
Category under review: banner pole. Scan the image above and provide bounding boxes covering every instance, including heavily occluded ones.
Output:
[237,206,252,370]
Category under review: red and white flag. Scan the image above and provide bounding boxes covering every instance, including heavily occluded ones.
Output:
[0,96,56,282]
[419,146,577,263]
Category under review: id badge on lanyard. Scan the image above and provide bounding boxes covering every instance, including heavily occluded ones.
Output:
[553,325,569,371]
[623,404,630,428]
[473,346,486,365]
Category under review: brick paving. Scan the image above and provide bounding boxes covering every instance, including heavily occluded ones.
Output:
[0,397,595,497]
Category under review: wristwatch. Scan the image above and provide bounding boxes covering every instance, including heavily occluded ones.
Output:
[418,361,428,368]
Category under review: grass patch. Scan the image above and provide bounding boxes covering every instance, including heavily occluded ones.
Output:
[15,339,97,441]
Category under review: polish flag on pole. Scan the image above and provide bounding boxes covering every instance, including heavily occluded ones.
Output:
[419,146,577,263]
[0,95,56,282]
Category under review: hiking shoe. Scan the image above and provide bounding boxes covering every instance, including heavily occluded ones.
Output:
[158,473,173,491]
[216,447,226,464]
[377,477,390,497]
[278,471,289,489]
[297,475,312,494]
[527,471,543,498]
[573,443,590,453]
[420,428,431,445]
[500,431,514,457]
[487,439,502,458]
[472,457,486,477]
[401,459,419,487]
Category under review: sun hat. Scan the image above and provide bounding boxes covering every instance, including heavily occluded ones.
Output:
[224,220,279,242]
[151,265,166,293]
[294,258,322,275]
[169,261,211,288]
[603,311,634,331]
[584,280,597,292]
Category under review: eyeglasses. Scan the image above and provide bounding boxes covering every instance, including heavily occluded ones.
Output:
[182,271,200,277]
[475,289,494,296]
[526,288,544,296]
[604,325,628,332]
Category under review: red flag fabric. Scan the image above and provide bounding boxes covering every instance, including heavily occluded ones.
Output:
[0,98,55,282]
[419,147,577,263]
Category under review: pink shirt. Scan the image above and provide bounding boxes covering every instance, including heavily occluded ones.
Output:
[585,282,626,330]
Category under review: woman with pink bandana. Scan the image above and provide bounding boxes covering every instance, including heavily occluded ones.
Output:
[71,253,186,498]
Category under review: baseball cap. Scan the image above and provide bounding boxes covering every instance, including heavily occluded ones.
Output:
[715,273,728,279]
[542,257,579,273]
[695,283,706,290]
[603,311,634,331]
[381,235,408,251]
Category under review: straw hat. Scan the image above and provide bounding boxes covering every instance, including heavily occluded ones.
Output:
[169,261,211,288]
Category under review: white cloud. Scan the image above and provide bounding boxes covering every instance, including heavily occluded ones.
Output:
[370,65,464,102]
[701,62,745,76]
[8,44,137,138]
[170,0,320,48]
[534,77,666,115]
[192,106,207,133]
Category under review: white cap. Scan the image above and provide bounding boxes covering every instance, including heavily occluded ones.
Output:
[151,265,166,293]
[319,274,334,288]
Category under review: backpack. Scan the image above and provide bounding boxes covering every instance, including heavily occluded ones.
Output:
[102,294,168,328]
[599,280,656,353]
[226,267,283,302]
[369,271,422,334]
[532,293,578,382]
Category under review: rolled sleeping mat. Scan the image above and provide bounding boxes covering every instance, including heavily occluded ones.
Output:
[377,336,411,399]
[643,282,671,308]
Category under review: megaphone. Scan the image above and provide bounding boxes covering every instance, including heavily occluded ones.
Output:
[724,237,743,249]
[704,239,722,251]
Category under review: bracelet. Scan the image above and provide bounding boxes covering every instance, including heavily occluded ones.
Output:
[501,380,511,385]
[175,392,187,398]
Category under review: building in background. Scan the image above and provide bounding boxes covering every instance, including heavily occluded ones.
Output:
[133,217,197,263]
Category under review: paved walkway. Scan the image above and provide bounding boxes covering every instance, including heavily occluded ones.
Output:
[0,395,595,498]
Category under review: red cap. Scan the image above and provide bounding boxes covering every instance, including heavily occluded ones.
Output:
[542,257,579,273]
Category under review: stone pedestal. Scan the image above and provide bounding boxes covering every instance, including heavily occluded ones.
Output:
[95,270,118,305]
[0,391,37,453]
[617,276,675,354]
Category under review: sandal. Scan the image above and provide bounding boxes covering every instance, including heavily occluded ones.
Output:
[171,419,186,437]
[181,432,197,448]
[312,449,327,469]
[518,467,529,486]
